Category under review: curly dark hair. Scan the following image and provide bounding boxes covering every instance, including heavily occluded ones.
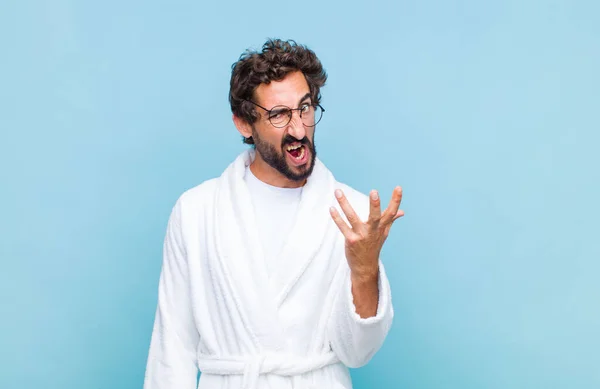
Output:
[229,38,328,144]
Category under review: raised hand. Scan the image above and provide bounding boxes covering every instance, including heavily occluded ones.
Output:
[329,187,404,279]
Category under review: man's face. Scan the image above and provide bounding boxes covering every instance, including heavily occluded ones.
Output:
[251,71,317,183]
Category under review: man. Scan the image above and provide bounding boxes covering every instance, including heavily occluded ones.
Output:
[144,39,404,389]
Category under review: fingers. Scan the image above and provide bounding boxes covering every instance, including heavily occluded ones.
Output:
[383,210,404,233]
[393,210,405,221]
[334,189,361,229]
[381,186,403,225]
[329,206,353,237]
[367,190,382,227]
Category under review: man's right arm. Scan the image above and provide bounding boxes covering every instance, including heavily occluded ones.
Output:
[144,199,199,389]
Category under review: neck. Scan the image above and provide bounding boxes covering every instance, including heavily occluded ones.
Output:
[249,155,306,189]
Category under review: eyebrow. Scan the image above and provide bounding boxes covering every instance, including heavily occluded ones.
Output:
[298,93,311,105]
[265,93,312,112]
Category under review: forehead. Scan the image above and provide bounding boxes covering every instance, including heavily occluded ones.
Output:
[254,71,310,108]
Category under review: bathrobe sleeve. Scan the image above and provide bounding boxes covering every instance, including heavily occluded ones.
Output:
[327,261,394,368]
[144,200,199,389]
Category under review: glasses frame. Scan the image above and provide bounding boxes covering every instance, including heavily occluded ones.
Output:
[245,99,325,128]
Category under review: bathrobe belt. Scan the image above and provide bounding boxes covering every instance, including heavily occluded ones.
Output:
[197,351,340,389]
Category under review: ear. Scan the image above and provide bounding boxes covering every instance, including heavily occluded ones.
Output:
[233,114,253,139]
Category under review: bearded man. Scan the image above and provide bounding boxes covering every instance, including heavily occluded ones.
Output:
[144,38,404,389]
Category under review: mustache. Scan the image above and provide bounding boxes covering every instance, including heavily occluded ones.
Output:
[281,135,311,148]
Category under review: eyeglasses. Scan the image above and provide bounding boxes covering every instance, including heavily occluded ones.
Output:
[245,100,325,128]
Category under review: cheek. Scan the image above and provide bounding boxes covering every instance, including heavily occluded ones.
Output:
[261,129,286,150]
[273,130,288,145]
[253,124,278,144]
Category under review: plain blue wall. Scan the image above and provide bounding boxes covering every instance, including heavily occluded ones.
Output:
[1,0,599,388]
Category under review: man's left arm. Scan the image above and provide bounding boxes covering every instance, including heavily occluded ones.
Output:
[327,187,403,368]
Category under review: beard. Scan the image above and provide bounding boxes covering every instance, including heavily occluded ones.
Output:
[252,129,317,182]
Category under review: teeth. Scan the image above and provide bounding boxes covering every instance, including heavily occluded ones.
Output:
[297,146,305,160]
[286,144,301,151]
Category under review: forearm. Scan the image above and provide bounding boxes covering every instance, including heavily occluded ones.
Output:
[328,262,394,368]
[350,266,380,318]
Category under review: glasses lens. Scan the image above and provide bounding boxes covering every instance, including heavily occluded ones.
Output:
[267,105,324,127]
[268,106,292,127]
[301,105,323,127]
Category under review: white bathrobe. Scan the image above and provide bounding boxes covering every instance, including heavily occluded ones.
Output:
[144,150,394,389]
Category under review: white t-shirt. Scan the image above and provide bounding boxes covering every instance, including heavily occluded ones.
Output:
[244,165,302,277]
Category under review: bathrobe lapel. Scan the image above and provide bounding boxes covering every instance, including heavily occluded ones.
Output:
[213,150,285,351]
[269,158,337,306]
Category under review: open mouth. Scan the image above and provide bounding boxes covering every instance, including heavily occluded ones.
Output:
[285,143,308,165]
[286,143,305,159]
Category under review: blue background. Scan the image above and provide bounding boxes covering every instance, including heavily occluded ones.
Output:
[1,0,599,388]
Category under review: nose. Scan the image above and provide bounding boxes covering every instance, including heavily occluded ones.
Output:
[286,110,306,140]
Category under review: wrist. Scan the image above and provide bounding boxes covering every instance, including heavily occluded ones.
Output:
[350,264,379,284]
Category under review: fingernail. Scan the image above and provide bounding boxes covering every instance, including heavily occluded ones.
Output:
[371,190,379,200]
[335,189,342,198]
